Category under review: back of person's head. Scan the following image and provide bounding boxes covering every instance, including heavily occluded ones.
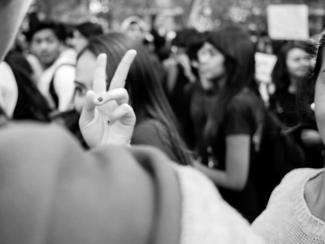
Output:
[171,28,199,48]
[121,16,148,33]
[272,40,316,93]
[75,21,103,39]
[79,32,192,165]
[25,20,67,43]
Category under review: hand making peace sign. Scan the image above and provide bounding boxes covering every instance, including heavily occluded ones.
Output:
[79,50,137,148]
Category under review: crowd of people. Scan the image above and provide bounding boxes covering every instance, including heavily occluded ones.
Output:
[0,0,325,243]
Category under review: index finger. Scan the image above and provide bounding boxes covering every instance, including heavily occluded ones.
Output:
[109,49,137,90]
[93,53,107,93]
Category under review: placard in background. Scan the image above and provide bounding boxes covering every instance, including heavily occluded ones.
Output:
[267,4,309,40]
[255,52,277,84]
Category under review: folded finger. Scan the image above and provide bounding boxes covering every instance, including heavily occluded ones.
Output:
[94,88,129,106]
[109,104,136,126]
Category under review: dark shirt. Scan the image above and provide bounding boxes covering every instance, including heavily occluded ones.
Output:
[5,51,51,122]
[132,119,178,163]
[189,82,218,157]
[270,91,299,128]
[211,88,264,222]
[212,89,263,169]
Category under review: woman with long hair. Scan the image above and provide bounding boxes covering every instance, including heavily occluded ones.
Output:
[193,26,264,222]
[252,34,325,244]
[74,32,192,165]
[270,41,315,127]
[270,41,323,168]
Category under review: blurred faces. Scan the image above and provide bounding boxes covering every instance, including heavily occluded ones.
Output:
[74,50,97,112]
[30,29,62,68]
[70,30,88,53]
[197,42,226,81]
[125,23,144,42]
[286,48,311,79]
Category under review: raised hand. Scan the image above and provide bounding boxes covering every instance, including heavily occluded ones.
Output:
[79,50,137,148]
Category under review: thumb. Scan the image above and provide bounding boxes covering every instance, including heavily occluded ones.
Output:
[80,90,96,125]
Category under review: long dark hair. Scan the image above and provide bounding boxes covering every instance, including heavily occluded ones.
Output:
[203,26,259,144]
[297,36,324,124]
[272,41,315,94]
[79,32,192,165]
[312,36,325,84]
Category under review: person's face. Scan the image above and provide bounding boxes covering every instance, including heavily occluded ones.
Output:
[74,50,97,112]
[197,42,226,81]
[286,48,311,79]
[30,29,62,68]
[70,30,88,53]
[126,23,144,41]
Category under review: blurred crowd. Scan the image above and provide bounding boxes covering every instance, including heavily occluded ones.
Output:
[1,1,325,243]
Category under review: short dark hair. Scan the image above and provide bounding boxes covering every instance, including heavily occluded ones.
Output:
[74,22,103,39]
[25,20,67,43]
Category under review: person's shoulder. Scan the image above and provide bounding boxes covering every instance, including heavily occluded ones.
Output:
[0,122,84,169]
[231,88,261,105]
[133,119,168,143]
[280,168,323,187]
[227,88,263,115]
[0,122,78,146]
[136,119,165,132]
[265,168,322,205]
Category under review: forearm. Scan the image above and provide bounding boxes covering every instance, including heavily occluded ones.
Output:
[195,163,244,190]
[195,135,250,190]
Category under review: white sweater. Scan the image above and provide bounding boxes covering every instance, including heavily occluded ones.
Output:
[252,168,325,244]
[176,166,265,244]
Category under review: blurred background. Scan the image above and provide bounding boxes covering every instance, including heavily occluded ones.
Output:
[31,0,325,37]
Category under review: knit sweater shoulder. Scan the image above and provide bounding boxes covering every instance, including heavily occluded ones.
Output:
[175,165,265,244]
[252,168,325,244]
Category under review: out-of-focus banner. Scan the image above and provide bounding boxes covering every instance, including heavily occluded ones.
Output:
[267,4,309,40]
[255,52,277,84]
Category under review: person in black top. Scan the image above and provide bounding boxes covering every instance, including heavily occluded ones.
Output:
[5,49,51,122]
[270,41,315,128]
[270,41,323,168]
[193,26,265,222]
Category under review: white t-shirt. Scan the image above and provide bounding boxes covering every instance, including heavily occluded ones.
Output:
[37,48,76,112]
[0,61,18,117]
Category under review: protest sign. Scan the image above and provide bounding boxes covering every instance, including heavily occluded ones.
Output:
[267,4,309,40]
